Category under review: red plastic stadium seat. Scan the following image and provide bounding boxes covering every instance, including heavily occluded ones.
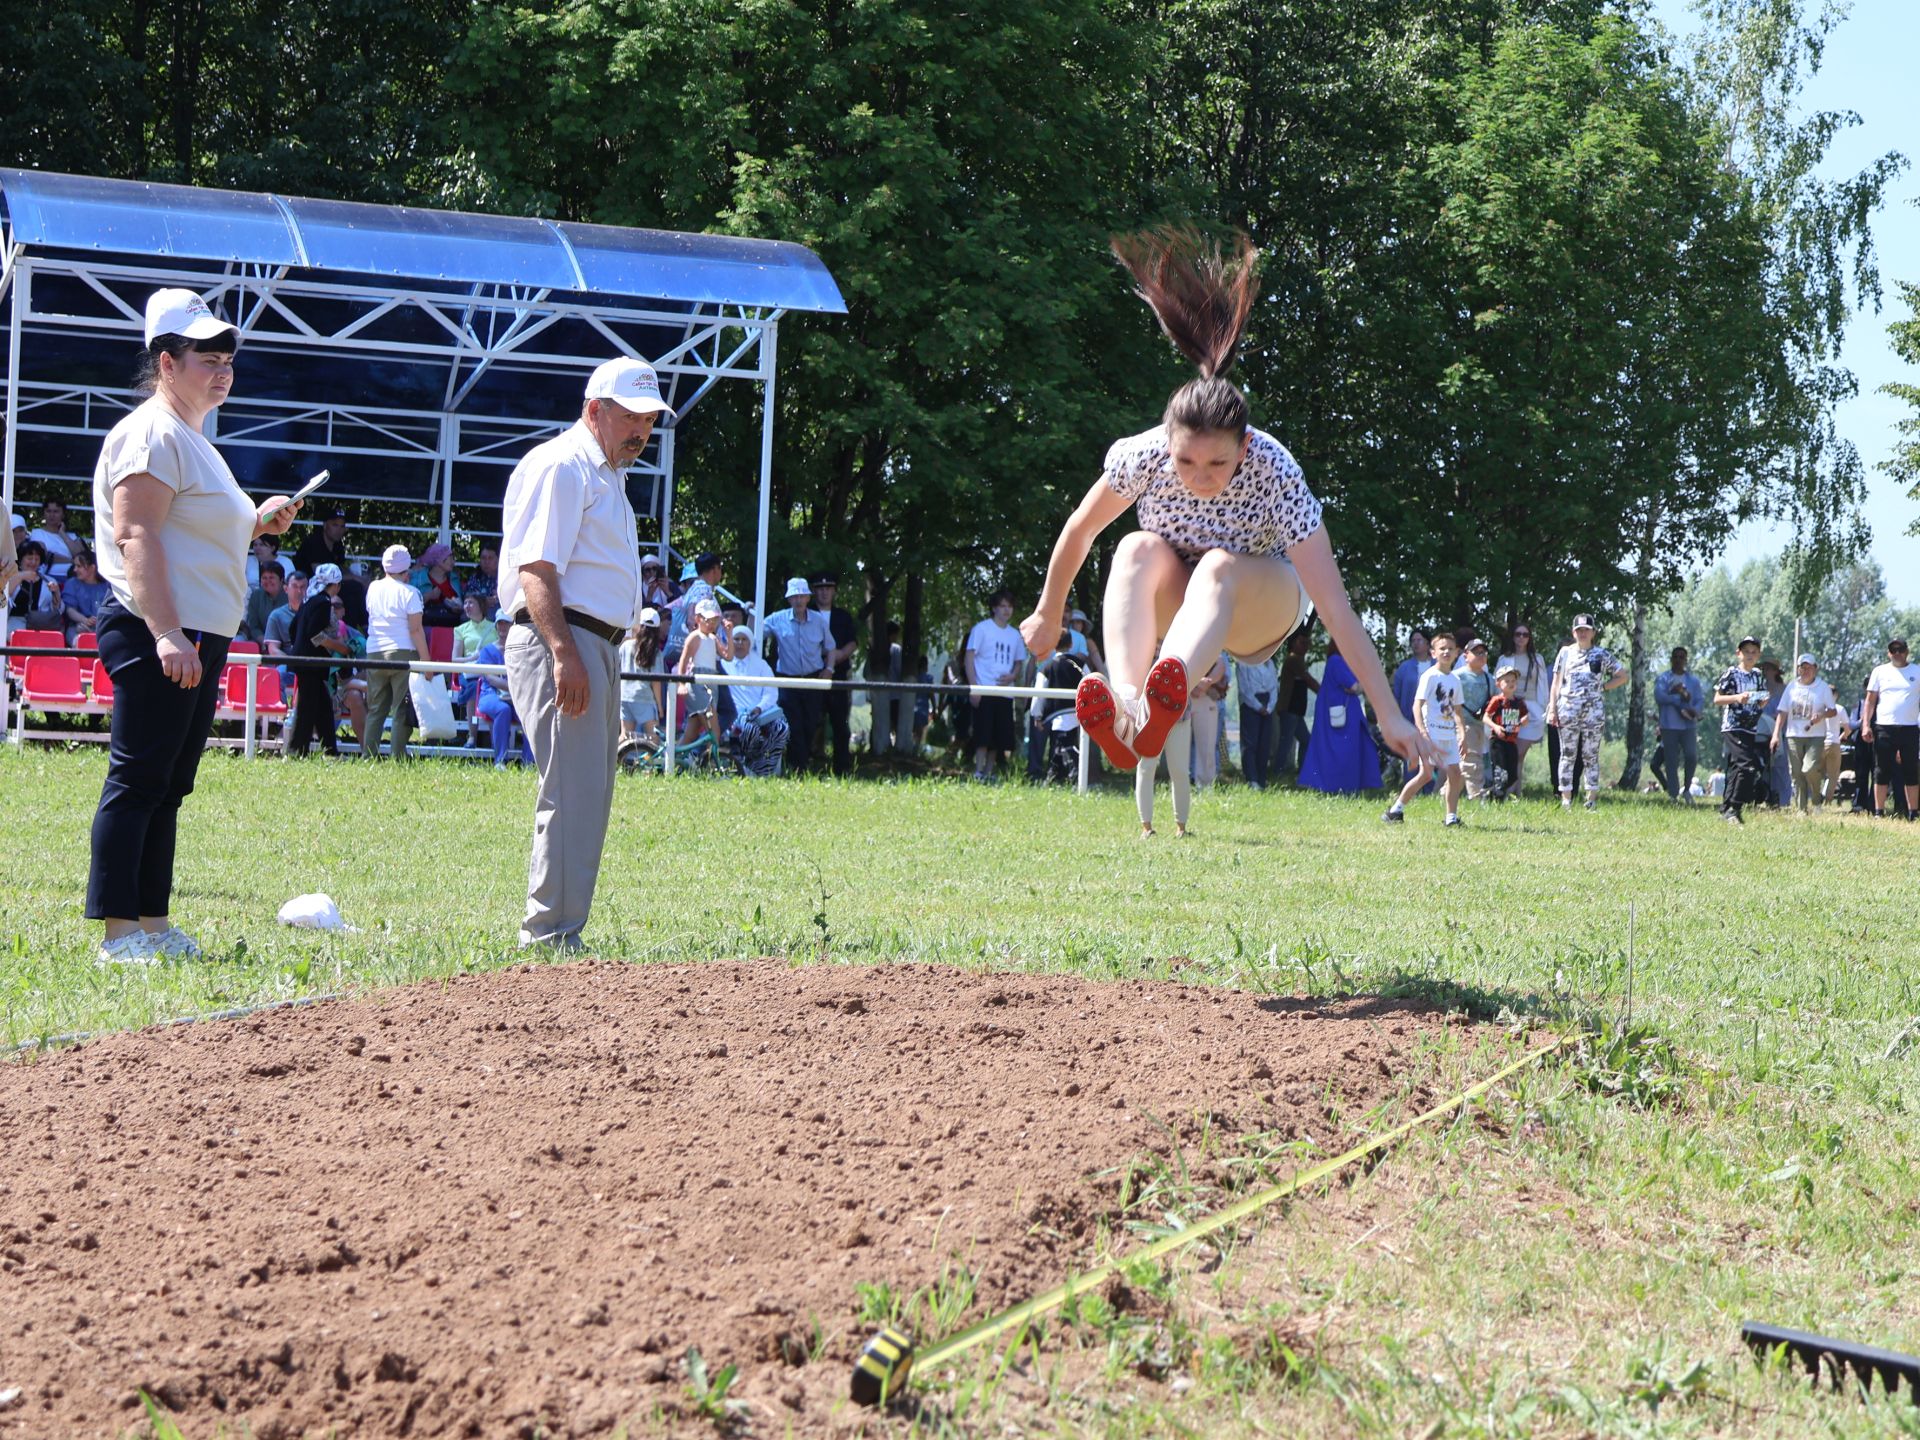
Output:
[75,631,99,652]
[425,627,456,664]
[22,655,85,706]
[90,661,114,702]
[229,640,261,655]
[254,668,288,715]
[6,628,63,677]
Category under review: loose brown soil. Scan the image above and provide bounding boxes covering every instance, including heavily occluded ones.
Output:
[0,960,1456,1438]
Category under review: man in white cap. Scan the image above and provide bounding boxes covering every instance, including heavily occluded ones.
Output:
[500,356,672,949]
[1545,614,1627,809]
[363,542,429,760]
[762,576,832,772]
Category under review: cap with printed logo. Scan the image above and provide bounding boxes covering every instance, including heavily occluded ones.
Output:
[1572,614,1595,632]
[144,288,235,347]
[1796,653,1817,668]
[584,357,676,418]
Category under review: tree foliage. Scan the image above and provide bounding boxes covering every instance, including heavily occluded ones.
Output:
[0,0,1904,657]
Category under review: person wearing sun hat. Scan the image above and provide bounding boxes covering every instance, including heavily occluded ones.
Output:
[1545,613,1627,809]
[83,288,306,964]
[499,356,671,948]
[763,575,832,769]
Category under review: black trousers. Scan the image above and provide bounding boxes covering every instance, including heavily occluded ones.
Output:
[781,681,823,773]
[822,685,852,775]
[287,663,338,756]
[86,607,231,921]
[1722,730,1768,815]
[1239,704,1274,788]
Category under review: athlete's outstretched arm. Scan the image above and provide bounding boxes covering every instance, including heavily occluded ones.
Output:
[1286,526,1436,767]
[1021,480,1133,658]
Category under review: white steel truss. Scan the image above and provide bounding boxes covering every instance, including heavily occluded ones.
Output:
[2,239,788,619]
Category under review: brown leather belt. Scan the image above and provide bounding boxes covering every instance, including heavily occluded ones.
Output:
[513,607,625,645]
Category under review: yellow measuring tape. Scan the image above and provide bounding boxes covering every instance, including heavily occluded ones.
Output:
[852,1031,1570,1405]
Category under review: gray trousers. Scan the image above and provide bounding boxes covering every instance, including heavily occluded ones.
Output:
[1786,734,1825,811]
[363,648,417,759]
[506,623,621,947]
[1458,714,1488,798]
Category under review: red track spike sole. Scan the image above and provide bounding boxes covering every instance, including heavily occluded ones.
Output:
[1135,656,1189,759]
[1075,674,1139,769]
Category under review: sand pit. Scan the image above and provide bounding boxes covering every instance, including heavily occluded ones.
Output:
[0,961,1456,1437]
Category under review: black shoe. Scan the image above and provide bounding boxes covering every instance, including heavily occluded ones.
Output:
[1723,809,1742,826]
[1382,808,1405,824]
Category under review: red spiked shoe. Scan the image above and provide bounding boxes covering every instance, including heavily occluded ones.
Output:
[1075,674,1140,769]
[1134,656,1189,759]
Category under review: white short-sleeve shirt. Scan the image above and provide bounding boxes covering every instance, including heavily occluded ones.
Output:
[364,573,425,652]
[1781,677,1834,739]
[497,420,641,632]
[1415,664,1462,734]
[965,619,1026,686]
[1101,424,1322,563]
[1868,662,1920,727]
[91,398,257,636]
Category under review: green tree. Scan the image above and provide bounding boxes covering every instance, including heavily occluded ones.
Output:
[449,0,1152,659]
[1888,276,1920,530]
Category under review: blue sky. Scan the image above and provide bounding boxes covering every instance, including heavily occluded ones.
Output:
[1651,0,1920,602]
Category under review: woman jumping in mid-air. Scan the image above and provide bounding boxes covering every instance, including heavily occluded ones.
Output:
[1020,226,1430,776]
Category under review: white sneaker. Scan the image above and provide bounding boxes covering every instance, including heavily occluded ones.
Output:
[147,926,203,959]
[96,932,162,967]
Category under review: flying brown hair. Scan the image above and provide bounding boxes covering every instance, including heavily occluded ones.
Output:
[1111,226,1261,433]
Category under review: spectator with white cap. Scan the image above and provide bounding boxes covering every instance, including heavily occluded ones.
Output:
[723,623,791,776]
[1769,652,1837,811]
[675,595,731,745]
[617,607,666,747]
[83,286,304,963]
[1545,613,1626,809]
[500,355,667,949]
[1862,637,1920,820]
[362,542,429,760]
[763,575,832,770]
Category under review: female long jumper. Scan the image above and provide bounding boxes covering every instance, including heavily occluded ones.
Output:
[1020,228,1431,774]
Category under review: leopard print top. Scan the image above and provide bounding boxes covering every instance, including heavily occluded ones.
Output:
[1101,425,1323,563]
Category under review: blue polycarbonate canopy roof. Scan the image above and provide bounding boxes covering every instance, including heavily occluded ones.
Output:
[0,168,846,313]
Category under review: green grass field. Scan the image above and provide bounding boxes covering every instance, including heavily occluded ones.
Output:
[6,746,1920,1437]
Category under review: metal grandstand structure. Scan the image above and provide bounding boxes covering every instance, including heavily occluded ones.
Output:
[0,169,846,621]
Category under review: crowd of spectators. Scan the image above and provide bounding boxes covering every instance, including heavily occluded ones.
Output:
[15,502,1917,817]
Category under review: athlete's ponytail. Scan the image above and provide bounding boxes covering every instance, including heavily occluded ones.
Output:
[1111,226,1260,435]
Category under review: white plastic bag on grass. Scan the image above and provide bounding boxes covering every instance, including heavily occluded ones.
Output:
[278,893,356,932]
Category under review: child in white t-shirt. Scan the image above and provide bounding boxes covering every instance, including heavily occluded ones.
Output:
[1385,633,1465,826]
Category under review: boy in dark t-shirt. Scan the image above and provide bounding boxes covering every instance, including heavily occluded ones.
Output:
[1714,636,1770,824]
[1485,665,1531,801]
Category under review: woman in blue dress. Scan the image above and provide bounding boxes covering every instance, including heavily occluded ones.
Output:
[1298,638,1381,793]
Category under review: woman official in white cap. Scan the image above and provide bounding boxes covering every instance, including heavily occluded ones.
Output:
[85,288,305,964]
[1018,228,1425,777]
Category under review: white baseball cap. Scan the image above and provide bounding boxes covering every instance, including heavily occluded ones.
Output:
[1796,653,1817,667]
[784,576,811,600]
[144,288,235,347]
[639,607,662,627]
[382,544,412,575]
[695,597,722,619]
[584,357,676,418]
[8,514,24,530]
